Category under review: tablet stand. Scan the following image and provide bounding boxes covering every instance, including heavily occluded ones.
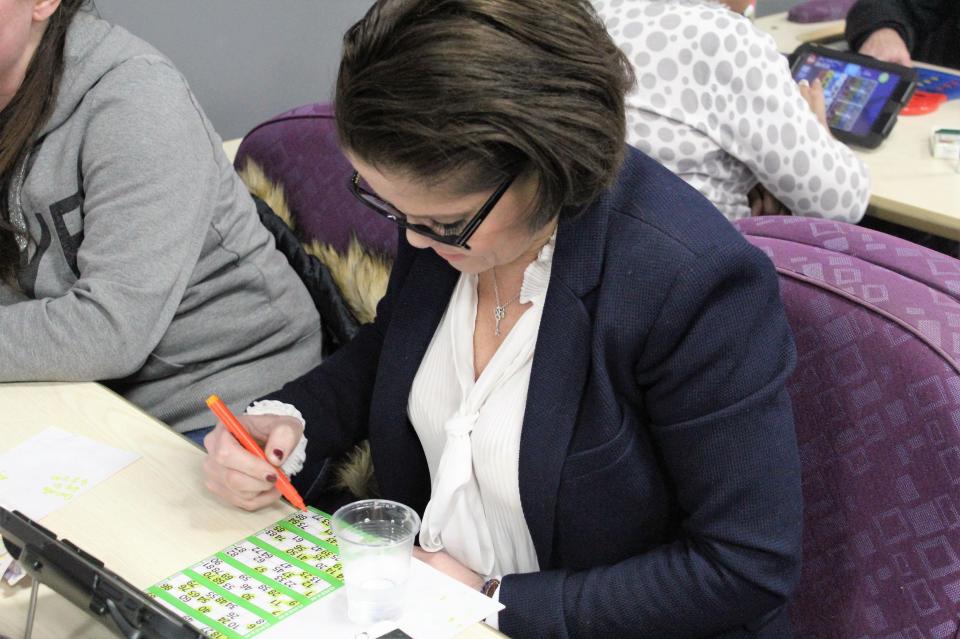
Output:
[24,577,39,639]
[1,507,205,639]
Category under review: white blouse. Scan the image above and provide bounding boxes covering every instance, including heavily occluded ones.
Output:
[408,234,556,580]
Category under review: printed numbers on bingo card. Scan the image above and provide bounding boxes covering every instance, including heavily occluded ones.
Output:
[200,560,304,618]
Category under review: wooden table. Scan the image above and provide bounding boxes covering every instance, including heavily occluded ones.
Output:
[222,138,242,164]
[756,13,960,239]
[0,382,501,638]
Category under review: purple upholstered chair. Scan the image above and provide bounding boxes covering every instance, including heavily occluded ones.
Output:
[737,216,960,639]
[234,102,397,258]
[787,0,857,24]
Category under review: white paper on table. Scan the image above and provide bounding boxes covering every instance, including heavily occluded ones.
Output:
[0,427,140,520]
[258,558,504,639]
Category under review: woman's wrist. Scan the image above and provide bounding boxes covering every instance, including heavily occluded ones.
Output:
[244,400,308,475]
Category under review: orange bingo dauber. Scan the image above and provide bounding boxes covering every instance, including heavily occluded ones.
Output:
[205,394,307,511]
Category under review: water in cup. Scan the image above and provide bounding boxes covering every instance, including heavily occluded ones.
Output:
[340,548,407,622]
[331,499,421,625]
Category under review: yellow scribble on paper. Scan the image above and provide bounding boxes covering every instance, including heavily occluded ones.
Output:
[41,474,88,500]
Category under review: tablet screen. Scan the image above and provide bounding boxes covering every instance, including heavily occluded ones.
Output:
[793,51,901,136]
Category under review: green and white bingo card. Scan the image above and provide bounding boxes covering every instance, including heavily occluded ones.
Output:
[148,507,344,639]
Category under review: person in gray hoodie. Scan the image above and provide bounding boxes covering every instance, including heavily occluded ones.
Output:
[0,0,323,435]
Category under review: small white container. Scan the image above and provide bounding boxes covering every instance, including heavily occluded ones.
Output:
[930,128,960,160]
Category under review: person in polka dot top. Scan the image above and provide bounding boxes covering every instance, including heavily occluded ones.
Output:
[592,0,871,222]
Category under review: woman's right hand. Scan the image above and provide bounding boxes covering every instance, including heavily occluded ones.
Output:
[798,77,830,132]
[202,413,305,511]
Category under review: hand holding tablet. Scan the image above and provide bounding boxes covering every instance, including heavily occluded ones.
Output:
[790,44,918,149]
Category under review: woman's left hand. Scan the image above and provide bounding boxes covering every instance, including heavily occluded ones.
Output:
[412,547,485,591]
[747,184,792,216]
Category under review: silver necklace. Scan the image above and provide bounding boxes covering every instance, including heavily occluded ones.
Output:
[491,267,521,337]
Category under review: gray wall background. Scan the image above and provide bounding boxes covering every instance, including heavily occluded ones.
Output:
[94,0,803,140]
[758,0,802,17]
[94,0,372,139]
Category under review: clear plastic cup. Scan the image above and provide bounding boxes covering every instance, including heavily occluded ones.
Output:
[330,499,421,625]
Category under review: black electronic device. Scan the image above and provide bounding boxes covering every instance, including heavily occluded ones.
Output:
[0,507,205,639]
[790,43,917,148]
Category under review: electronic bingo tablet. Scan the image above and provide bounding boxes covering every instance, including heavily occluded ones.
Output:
[790,44,917,149]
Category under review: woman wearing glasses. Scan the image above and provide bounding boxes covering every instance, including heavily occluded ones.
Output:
[202,0,802,636]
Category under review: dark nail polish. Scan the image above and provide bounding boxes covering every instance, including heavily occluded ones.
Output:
[266,474,278,484]
[273,449,284,461]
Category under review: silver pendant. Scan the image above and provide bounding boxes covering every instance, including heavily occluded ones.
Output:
[494,305,506,336]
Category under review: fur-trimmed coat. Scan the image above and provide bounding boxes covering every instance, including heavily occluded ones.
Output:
[240,160,384,498]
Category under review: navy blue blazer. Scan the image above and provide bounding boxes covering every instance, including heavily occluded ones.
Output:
[268,147,803,638]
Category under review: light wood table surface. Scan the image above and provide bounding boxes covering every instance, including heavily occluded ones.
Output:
[755,13,960,239]
[222,138,242,164]
[0,382,501,639]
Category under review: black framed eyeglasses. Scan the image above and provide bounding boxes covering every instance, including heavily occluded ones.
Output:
[349,171,516,250]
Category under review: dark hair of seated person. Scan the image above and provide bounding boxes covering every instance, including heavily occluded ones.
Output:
[334,0,635,232]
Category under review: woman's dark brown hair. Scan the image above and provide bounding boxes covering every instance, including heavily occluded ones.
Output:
[335,0,635,229]
[0,0,89,279]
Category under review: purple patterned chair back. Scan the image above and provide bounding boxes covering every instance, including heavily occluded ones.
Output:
[787,0,857,24]
[736,216,960,639]
[234,102,397,256]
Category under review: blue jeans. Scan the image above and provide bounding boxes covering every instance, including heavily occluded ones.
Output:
[184,425,214,448]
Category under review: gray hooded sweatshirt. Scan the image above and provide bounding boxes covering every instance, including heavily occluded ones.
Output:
[0,12,323,432]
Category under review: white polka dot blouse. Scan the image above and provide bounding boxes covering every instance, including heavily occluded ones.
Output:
[592,0,871,222]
